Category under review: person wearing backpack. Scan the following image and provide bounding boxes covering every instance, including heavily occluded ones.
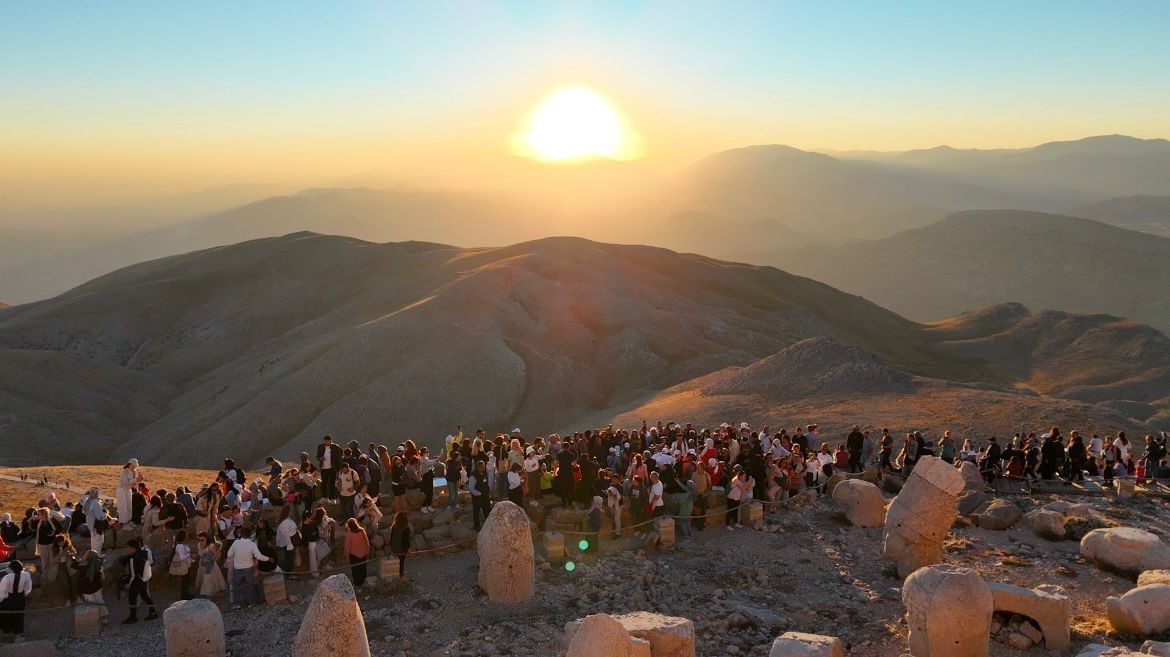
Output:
[71,549,107,624]
[123,538,158,623]
[275,506,299,574]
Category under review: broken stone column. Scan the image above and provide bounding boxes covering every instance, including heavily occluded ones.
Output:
[476,500,534,603]
[902,564,993,657]
[565,611,696,657]
[768,631,844,657]
[565,614,651,657]
[262,572,287,605]
[377,556,401,579]
[988,582,1071,651]
[831,479,885,528]
[1106,584,1170,636]
[74,604,101,639]
[1081,528,1170,574]
[958,461,985,494]
[1116,478,1135,499]
[163,599,225,657]
[655,517,675,548]
[544,531,565,564]
[748,502,764,530]
[292,574,370,657]
[882,456,964,577]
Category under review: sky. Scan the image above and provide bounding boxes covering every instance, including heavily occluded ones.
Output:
[3,0,1169,209]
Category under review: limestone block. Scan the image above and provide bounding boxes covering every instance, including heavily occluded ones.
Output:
[1081,528,1170,574]
[544,531,565,564]
[476,501,534,603]
[566,611,695,657]
[824,473,847,496]
[832,479,885,528]
[1138,570,1170,587]
[74,604,101,639]
[959,461,985,494]
[971,499,1023,530]
[378,557,401,579]
[1142,640,1170,656]
[988,582,1071,651]
[263,572,287,605]
[748,502,764,530]
[565,614,651,657]
[163,599,226,657]
[1117,478,1135,499]
[1106,584,1170,636]
[292,575,370,657]
[882,456,963,577]
[768,631,844,657]
[902,564,993,657]
[655,517,675,548]
[1023,509,1067,540]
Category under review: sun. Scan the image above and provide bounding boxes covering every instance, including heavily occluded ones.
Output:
[513,85,641,162]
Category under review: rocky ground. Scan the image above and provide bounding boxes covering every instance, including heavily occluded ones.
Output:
[5,484,1167,657]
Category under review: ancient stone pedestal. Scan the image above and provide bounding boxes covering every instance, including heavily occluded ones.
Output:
[263,572,287,605]
[903,564,993,657]
[748,502,764,530]
[377,556,401,579]
[832,479,885,527]
[476,501,534,603]
[292,575,370,657]
[1116,478,1135,499]
[74,604,101,639]
[1106,584,1170,636]
[163,599,226,657]
[988,582,1071,651]
[655,517,675,548]
[544,531,565,564]
[882,456,964,577]
[565,611,695,657]
[768,632,844,657]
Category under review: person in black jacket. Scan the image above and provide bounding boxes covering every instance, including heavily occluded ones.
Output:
[316,436,342,502]
[123,538,158,624]
[469,460,492,530]
[1039,429,1065,480]
[388,512,412,577]
[846,426,865,473]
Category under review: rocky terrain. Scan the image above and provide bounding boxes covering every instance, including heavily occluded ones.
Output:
[2,234,1168,466]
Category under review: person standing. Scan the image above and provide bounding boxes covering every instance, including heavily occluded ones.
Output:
[469,460,492,530]
[335,462,361,520]
[169,530,194,600]
[343,518,370,587]
[225,526,268,609]
[275,506,299,574]
[116,460,141,524]
[846,426,865,473]
[72,550,106,624]
[299,511,321,577]
[0,561,32,634]
[388,512,412,578]
[507,463,524,505]
[605,478,624,538]
[317,436,341,502]
[123,538,158,624]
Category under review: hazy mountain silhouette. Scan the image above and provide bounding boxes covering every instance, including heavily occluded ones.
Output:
[1069,194,1170,237]
[752,210,1170,334]
[1,234,1165,466]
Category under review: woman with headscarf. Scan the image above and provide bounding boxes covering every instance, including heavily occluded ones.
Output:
[82,488,109,553]
[0,561,32,634]
[71,549,107,623]
[116,459,141,524]
[194,532,226,596]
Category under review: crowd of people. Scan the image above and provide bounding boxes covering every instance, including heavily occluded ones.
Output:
[1,420,1167,636]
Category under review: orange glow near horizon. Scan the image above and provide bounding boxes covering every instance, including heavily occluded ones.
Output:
[512,85,643,163]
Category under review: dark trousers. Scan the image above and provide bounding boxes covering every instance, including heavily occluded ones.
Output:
[556,475,572,506]
[127,579,156,619]
[725,499,740,526]
[320,469,336,499]
[508,487,523,506]
[848,451,862,473]
[422,471,434,507]
[0,592,25,633]
[472,495,492,530]
[694,494,708,530]
[340,494,355,520]
[349,555,367,587]
[180,568,196,599]
[394,553,407,576]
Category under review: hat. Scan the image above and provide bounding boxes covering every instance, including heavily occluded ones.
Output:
[526,447,535,455]
[129,458,139,467]
[708,458,717,467]
[672,450,682,456]
[719,423,730,429]
[396,445,405,452]
[511,428,522,435]
[687,449,696,455]
[733,464,744,472]
[661,447,669,453]
[623,442,630,449]
[739,422,750,430]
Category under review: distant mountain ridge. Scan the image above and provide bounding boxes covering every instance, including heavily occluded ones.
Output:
[1,234,1166,467]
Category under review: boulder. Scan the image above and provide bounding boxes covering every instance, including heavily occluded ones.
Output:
[1074,645,1141,657]
[565,611,695,657]
[971,498,1023,530]
[1024,509,1067,540]
[1043,501,1093,518]
[1143,641,1170,656]
[832,479,885,527]
[430,507,457,526]
[1106,584,1170,636]
[1138,570,1170,587]
[163,599,226,657]
[902,564,993,657]
[1081,528,1170,574]
[988,582,1071,651]
[292,575,370,657]
[565,614,651,657]
[477,501,534,603]
[956,491,990,517]
[825,473,848,496]
[882,456,964,577]
[768,631,845,657]
[959,462,985,494]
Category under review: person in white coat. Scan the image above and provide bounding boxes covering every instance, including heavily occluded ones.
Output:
[83,488,109,553]
[116,460,141,524]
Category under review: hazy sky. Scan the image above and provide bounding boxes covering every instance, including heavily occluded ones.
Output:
[3,1,1169,205]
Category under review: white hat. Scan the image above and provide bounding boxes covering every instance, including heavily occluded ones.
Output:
[687,449,696,455]
[740,422,750,430]
[719,423,730,429]
[511,428,522,435]
[129,458,139,467]
[525,447,535,455]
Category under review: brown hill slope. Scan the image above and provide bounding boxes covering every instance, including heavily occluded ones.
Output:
[1,234,1166,467]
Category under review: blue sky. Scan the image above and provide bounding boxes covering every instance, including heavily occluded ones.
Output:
[2,1,1168,194]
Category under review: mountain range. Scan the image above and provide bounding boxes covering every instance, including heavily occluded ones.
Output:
[1,234,1167,467]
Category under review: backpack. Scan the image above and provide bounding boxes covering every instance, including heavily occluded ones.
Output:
[140,547,154,582]
[236,469,247,485]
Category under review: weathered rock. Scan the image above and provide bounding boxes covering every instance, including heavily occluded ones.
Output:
[825,473,847,496]
[1106,584,1170,636]
[903,564,993,657]
[1138,570,1170,587]
[1024,509,1067,540]
[971,498,1023,530]
[163,599,226,657]
[565,611,695,657]
[959,462,985,494]
[956,491,990,517]
[477,500,534,603]
[768,631,845,657]
[988,582,1071,651]
[882,456,964,577]
[1081,528,1170,574]
[1117,478,1136,499]
[1074,645,1141,657]
[1043,500,1093,518]
[832,479,885,527]
[74,604,101,638]
[1143,640,1170,656]
[292,575,370,657]
[0,641,59,657]
[565,614,651,657]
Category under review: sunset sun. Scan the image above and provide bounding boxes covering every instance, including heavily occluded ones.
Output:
[514,85,640,162]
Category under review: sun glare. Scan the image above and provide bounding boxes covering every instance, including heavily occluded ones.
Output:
[514,85,641,162]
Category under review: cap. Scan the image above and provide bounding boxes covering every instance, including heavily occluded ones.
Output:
[511,428,522,435]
